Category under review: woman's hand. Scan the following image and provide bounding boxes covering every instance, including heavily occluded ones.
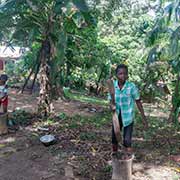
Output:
[110,103,116,112]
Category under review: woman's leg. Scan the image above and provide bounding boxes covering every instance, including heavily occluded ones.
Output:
[2,96,8,113]
[123,122,134,153]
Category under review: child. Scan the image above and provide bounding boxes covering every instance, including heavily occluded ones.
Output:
[109,64,148,154]
[0,74,8,113]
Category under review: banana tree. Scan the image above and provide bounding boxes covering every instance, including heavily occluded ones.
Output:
[146,0,180,123]
[0,0,92,116]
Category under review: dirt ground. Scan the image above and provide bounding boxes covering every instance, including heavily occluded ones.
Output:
[0,89,179,180]
[8,88,103,116]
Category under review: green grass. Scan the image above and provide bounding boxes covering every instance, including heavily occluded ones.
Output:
[80,132,97,140]
[55,111,111,132]
[75,112,111,127]
[63,87,108,106]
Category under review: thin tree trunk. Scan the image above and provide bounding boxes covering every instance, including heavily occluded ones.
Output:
[96,68,104,95]
[21,64,36,93]
[21,51,41,93]
[0,113,8,135]
[168,74,180,122]
[30,62,40,94]
[66,61,71,87]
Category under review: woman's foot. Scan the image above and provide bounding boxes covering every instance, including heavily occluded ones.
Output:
[123,147,134,160]
[170,155,180,162]
[126,147,133,153]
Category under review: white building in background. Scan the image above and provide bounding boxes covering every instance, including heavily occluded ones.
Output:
[0,46,25,72]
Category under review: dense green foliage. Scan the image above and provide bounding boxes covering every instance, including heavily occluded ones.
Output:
[0,0,180,121]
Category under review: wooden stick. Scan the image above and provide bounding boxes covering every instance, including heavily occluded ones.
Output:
[112,111,121,142]
[107,79,115,104]
[107,79,122,143]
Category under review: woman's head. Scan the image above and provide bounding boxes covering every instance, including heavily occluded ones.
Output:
[115,64,128,83]
[0,74,8,85]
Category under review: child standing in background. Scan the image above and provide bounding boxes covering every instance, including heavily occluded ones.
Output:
[0,74,8,113]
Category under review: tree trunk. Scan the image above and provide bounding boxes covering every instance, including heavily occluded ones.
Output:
[96,68,103,95]
[38,40,54,117]
[168,74,180,122]
[21,64,36,93]
[51,72,65,100]
[0,113,8,135]
[112,152,133,180]
[65,61,72,87]
[22,51,41,94]
[30,62,40,94]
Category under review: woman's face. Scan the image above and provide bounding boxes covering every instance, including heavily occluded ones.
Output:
[116,68,128,83]
[0,80,5,85]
